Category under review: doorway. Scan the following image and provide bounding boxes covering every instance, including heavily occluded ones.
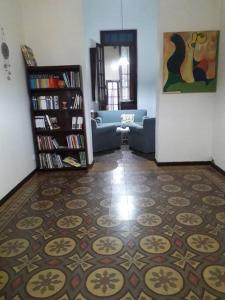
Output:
[90,30,137,110]
[106,80,120,111]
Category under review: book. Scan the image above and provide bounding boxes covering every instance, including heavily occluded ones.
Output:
[37,136,60,150]
[32,95,60,110]
[21,45,37,66]
[53,96,59,109]
[66,134,84,149]
[63,156,81,168]
[29,71,81,90]
[72,116,83,130]
[79,151,87,167]
[77,116,83,129]
[34,116,45,129]
[45,115,53,130]
[39,153,63,169]
[34,115,60,130]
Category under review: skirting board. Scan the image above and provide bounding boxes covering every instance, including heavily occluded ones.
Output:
[155,159,211,166]
[211,162,225,176]
[155,159,225,178]
[0,168,37,206]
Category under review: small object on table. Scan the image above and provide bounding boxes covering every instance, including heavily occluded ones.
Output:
[90,110,96,119]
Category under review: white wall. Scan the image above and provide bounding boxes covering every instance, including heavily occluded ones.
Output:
[0,0,35,200]
[83,0,159,117]
[213,0,225,171]
[21,0,93,164]
[156,0,221,163]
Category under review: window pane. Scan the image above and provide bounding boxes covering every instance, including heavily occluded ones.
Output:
[113,82,117,89]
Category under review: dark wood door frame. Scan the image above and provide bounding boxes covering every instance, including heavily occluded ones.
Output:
[100,30,137,109]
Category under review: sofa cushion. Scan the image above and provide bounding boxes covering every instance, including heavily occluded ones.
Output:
[97,122,121,128]
[121,113,135,124]
[128,122,143,129]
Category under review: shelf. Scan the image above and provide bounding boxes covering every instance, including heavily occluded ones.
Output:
[35,129,84,134]
[39,166,87,171]
[30,87,81,93]
[33,109,83,114]
[38,148,85,153]
[27,65,81,72]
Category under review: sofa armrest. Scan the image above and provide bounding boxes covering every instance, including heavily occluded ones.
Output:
[143,117,155,126]
[142,116,149,122]
[91,118,97,131]
[129,126,144,135]
[95,117,102,125]
[143,117,156,134]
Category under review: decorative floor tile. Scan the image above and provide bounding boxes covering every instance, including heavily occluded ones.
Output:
[0,148,225,299]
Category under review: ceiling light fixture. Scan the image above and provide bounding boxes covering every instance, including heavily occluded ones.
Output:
[110,0,129,71]
[119,0,129,66]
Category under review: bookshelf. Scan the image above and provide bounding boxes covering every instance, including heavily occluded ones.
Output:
[27,65,88,170]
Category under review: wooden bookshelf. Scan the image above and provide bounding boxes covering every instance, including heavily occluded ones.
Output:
[26,65,88,170]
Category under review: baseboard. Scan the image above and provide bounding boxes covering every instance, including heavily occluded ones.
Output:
[88,161,95,168]
[211,162,225,176]
[0,168,37,206]
[155,159,211,167]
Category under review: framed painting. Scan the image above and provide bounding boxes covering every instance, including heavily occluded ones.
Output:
[163,31,219,93]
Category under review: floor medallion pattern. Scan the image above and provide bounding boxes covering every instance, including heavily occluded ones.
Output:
[0,148,225,299]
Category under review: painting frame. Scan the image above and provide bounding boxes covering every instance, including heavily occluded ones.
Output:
[163,30,220,93]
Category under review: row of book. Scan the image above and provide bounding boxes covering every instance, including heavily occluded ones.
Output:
[63,72,81,88]
[32,95,83,111]
[32,96,59,110]
[39,152,86,169]
[39,153,64,169]
[72,116,83,130]
[66,135,85,149]
[70,94,83,110]
[37,136,59,150]
[29,72,80,89]
[35,115,84,131]
[35,115,60,130]
[79,152,87,167]
[37,135,85,150]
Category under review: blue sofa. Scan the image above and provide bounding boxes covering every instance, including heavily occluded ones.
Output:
[91,109,155,153]
[128,117,155,153]
[91,118,121,153]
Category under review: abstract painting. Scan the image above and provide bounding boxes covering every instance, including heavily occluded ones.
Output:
[163,31,219,93]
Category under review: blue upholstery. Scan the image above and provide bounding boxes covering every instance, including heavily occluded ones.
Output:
[128,118,156,153]
[96,109,147,123]
[91,119,121,153]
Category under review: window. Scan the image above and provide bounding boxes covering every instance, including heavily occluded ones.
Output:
[106,81,120,111]
[120,46,130,101]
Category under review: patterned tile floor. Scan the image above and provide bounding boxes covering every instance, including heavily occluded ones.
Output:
[0,147,225,299]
